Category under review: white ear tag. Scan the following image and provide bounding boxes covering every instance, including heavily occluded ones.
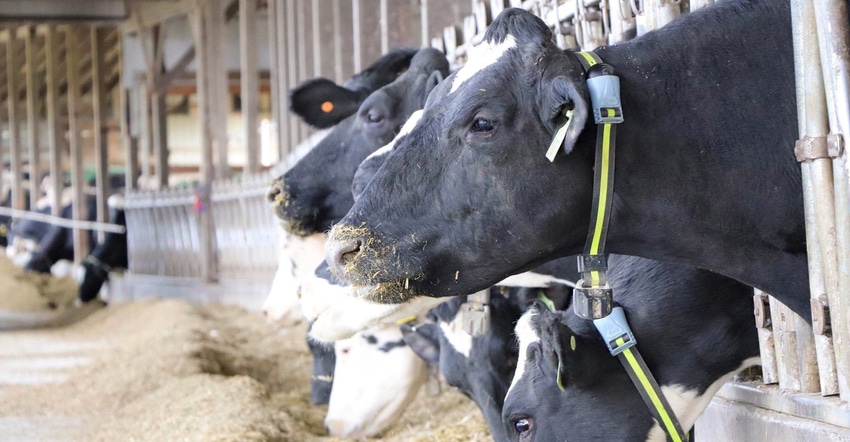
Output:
[545,109,574,162]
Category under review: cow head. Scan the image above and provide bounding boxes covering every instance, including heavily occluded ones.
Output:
[325,9,595,305]
[325,323,428,439]
[78,196,127,303]
[261,230,326,327]
[289,48,417,128]
[401,291,523,442]
[268,48,449,236]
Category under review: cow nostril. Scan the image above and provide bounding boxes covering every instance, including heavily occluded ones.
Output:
[266,179,285,205]
[327,238,363,276]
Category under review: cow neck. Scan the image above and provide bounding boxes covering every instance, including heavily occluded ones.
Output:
[564,51,690,442]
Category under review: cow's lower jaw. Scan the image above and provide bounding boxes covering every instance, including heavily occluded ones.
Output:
[301,274,445,342]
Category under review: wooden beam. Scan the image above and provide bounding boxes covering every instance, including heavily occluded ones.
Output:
[44,25,62,217]
[119,29,139,192]
[153,45,195,95]
[25,26,40,208]
[6,26,23,212]
[311,0,321,77]
[66,26,87,265]
[239,0,259,174]
[91,26,110,242]
[279,0,293,156]
[333,0,343,83]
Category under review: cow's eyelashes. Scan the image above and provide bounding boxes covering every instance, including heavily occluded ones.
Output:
[471,117,495,132]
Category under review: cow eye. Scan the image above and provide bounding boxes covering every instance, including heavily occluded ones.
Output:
[471,117,494,132]
[366,111,384,123]
[514,418,531,434]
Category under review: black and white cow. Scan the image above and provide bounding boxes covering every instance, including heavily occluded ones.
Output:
[289,48,418,129]
[324,1,811,321]
[504,254,759,441]
[267,48,449,236]
[77,194,128,304]
[401,286,570,442]
[18,194,98,274]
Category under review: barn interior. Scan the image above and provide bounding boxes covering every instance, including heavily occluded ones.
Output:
[0,0,848,440]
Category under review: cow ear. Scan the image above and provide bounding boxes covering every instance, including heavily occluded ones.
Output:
[539,313,599,390]
[290,78,365,128]
[538,76,589,156]
[425,70,444,97]
[400,323,440,363]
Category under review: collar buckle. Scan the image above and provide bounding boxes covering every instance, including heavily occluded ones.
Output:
[592,307,637,356]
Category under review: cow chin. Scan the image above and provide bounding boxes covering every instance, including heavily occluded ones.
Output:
[301,273,445,342]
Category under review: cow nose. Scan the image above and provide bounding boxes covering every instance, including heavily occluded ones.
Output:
[326,237,362,277]
[266,177,285,206]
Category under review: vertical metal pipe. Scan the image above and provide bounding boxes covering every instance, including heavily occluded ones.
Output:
[44,25,62,217]
[6,27,23,211]
[276,0,289,159]
[814,0,850,401]
[312,0,321,77]
[285,0,299,148]
[333,0,343,83]
[421,0,429,48]
[240,0,260,174]
[352,0,361,72]
[792,0,840,395]
[380,0,389,54]
[266,0,281,162]
[24,27,39,208]
[65,26,87,265]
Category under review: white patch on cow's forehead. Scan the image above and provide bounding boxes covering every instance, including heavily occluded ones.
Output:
[450,35,517,94]
[644,356,761,442]
[439,315,473,358]
[365,110,424,161]
[508,310,540,394]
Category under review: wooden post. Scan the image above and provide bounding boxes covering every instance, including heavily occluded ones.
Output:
[6,27,23,211]
[295,0,309,142]
[118,31,139,191]
[206,0,229,180]
[137,79,151,185]
[190,0,218,283]
[91,26,110,242]
[65,26,87,264]
[24,27,40,208]
[44,25,62,217]
[240,0,259,174]
[150,26,169,188]
[266,0,281,163]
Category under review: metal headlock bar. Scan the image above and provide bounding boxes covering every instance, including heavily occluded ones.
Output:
[0,206,126,234]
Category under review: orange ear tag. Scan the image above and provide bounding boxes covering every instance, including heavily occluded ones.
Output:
[321,101,334,113]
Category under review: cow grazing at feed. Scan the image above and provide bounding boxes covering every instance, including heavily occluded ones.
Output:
[504,255,759,441]
[19,194,99,275]
[77,194,128,304]
[324,323,428,439]
[324,1,812,321]
[307,323,336,406]
[401,286,569,442]
[262,231,327,326]
[267,48,450,236]
[289,48,418,129]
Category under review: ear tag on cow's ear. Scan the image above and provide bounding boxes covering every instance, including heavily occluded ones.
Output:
[321,101,334,113]
[556,360,566,391]
[546,109,574,162]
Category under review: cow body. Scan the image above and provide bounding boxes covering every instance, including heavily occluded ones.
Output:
[77,194,128,304]
[325,1,810,318]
